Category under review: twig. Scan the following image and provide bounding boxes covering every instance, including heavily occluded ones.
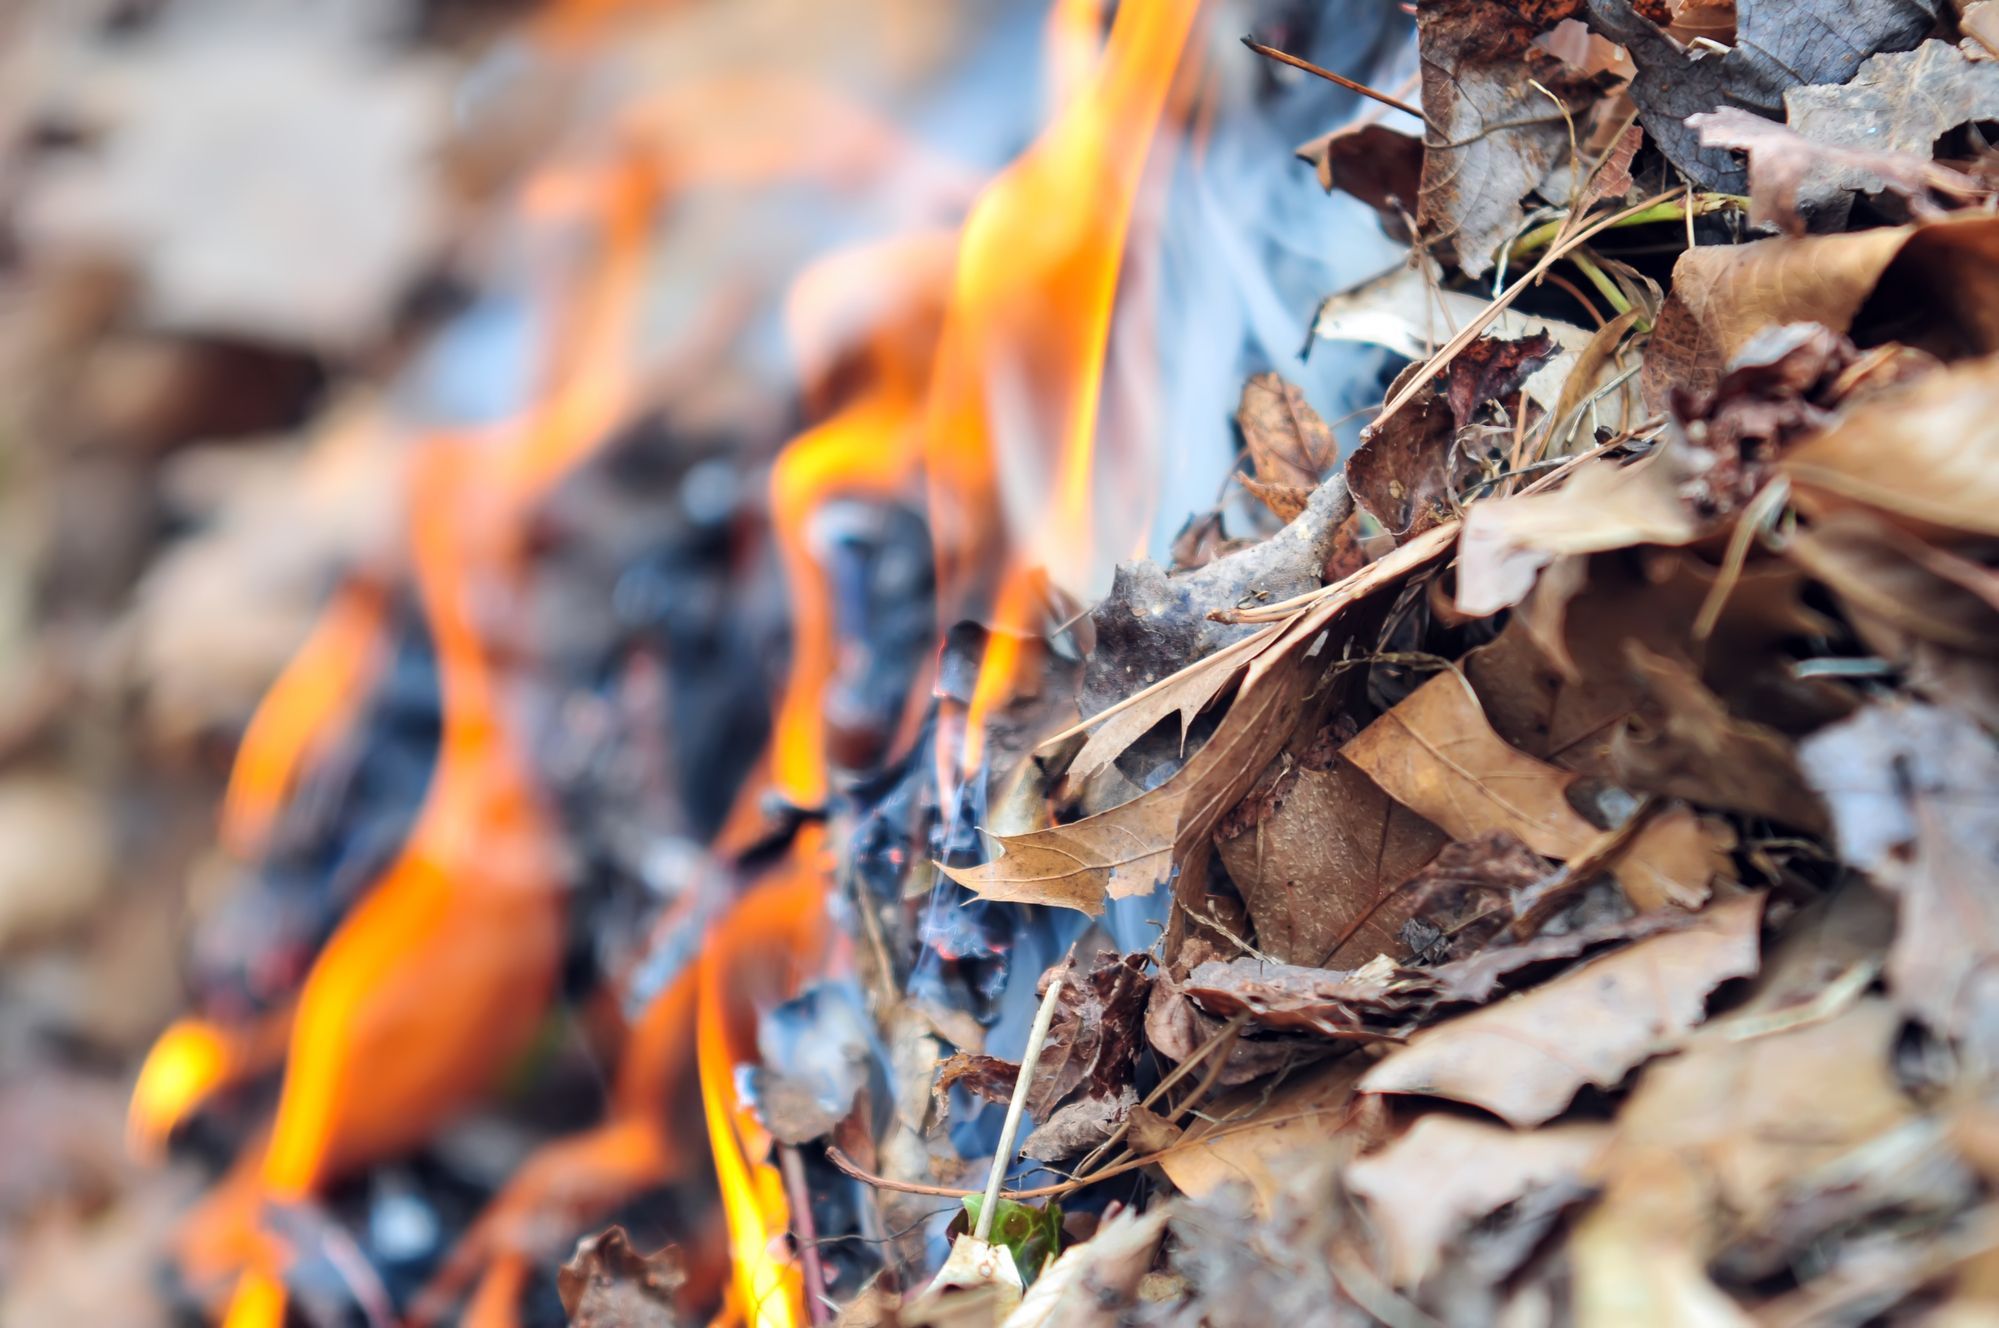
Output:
[974,972,1065,1240]
[779,1145,828,1326]
[1241,37,1428,123]
[826,1106,1342,1201]
[1071,1011,1252,1180]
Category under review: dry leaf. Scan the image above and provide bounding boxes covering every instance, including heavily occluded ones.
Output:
[1783,40,1999,217]
[1786,511,1999,655]
[1342,670,1605,860]
[1800,701,1999,1046]
[558,1226,686,1328]
[1780,353,1999,540]
[1346,333,1556,538]
[1314,263,1606,419]
[1296,123,1424,236]
[1415,0,1600,278]
[1643,215,1999,408]
[1215,756,1447,967]
[948,528,1457,915]
[1359,895,1763,1126]
[1456,455,1699,617]
[1157,1062,1364,1213]
[1690,106,1982,235]
[1235,372,1335,519]
[1583,0,1942,192]
[1611,643,1829,831]
[1181,956,1425,1040]
[1346,1116,1610,1287]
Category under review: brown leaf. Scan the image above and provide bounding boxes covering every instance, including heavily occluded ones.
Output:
[1076,474,1352,726]
[1157,1062,1366,1213]
[1297,123,1424,237]
[1215,757,1447,967]
[1780,353,1999,540]
[1027,952,1150,1124]
[1236,372,1336,499]
[1359,894,1764,1126]
[1393,830,1552,963]
[1347,1117,1610,1287]
[1800,701,1999,1045]
[1346,334,1556,539]
[1787,511,1999,655]
[1581,0,1943,192]
[948,527,1457,914]
[1144,959,1331,1087]
[558,1226,685,1328]
[1456,454,1700,617]
[1691,103,1982,236]
[1643,216,1999,408]
[1181,956,1428,1040]
[1611,644,1829,831]
[1415,0,1599,278]
[1342,670,1605,860]
[1425,908,1695,1003]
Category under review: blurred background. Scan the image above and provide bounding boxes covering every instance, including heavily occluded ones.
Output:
[0,0,1411,1322]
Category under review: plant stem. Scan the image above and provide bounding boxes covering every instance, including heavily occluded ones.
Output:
[974,973,1065,1242]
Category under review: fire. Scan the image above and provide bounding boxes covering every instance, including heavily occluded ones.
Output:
[142,0,1216,1321]
[697,839,832,1328]
[925,0,1203,765]
[218,578,388,859]
[128,1011,292,1159]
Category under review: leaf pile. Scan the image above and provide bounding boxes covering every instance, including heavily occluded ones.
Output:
[829,5,1999,1325]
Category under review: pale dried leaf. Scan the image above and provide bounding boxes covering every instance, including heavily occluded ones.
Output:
[1359,895,1764,1126]
[1456,455,1698,617]
[1347,1117,1610,1287]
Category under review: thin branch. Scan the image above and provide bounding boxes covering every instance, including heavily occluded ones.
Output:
[1242,37,1429,123]
[974,972,1065,1238]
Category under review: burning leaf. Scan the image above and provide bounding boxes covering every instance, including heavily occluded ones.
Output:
[1346,1116,1610,1287]
[1216,756,1447,967]
[557,1226,686,1328]
[949,527,1457,915]
[1235,372,1337,520]
[1799,701,1999,1045]
[1414,0,1600,278]
[1690,104,1982,236]
[1341,670,1605,860]
[1642,216,1999,408]
[1780,353,1999,540]
[1359,894,1763,1126]
[1077,476,1352,724]
[1456,455,1699,617]
[1611,644,1829,831]
[1582,0,1944,192]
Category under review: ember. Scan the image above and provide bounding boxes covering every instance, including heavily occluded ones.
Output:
[8,1,1999,1326]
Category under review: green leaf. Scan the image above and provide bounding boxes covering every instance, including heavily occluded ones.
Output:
[957,1195,1063,1283]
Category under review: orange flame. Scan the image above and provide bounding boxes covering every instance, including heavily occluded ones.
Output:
[219,579,389,860]
[206,146,662,1327]
[923,0,1202,765]
[128,1010,293,1159]
[697,835,832,1328]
